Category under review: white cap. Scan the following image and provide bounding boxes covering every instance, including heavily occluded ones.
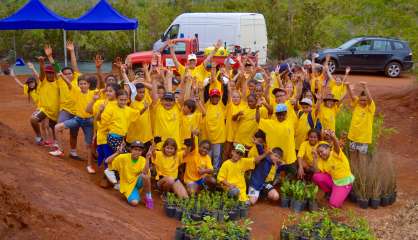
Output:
[187,54,197,61]
[300,98,313,106]
[303,59,312,65]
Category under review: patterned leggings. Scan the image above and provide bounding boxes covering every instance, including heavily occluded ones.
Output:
[107,133,126,154]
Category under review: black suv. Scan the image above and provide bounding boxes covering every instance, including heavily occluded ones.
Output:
[314,37,413,77]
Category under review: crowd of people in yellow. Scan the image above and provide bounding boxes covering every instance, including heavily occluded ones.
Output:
[8,39,375,209]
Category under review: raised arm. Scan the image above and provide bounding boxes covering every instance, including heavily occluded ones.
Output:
[164,68,173,93]
[345,82,354,103]
[85,90,100,114]
[150,68,159,106]
[253,149,271,164]
[27,62,39,80]
[9,69,24,88]
[57,72,72,90]
[360,82,373,104]
[203,40,222,67]
[44,44,55,64]
[66,41,79,73]
[95,54,105,89]
[168,40,180,69]
[37,56,46,81]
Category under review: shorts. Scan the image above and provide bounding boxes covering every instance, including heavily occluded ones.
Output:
[97,144,113,168]
[127,177,144,203]
[32,110,56,128]
[187,178,205,187]
[63,117,93,144]
[248,183,274,199]
[350,141,368,154]
[107,133,125,153]
[58,110,78,136]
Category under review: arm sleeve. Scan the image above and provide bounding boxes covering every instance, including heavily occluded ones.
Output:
[256,144,272,164]
[297,142,306,158]
[109,155,121,171]
[242,157,256,171]
[217,164,227,182]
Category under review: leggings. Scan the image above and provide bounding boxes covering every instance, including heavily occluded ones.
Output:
[107,133,126,154]
[312,172,352,208]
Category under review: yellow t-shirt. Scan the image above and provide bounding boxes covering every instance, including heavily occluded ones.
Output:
[126,99,153,144]
[317,151,352,181]
[152,151,183,179]
[259,118,296,164]
[225,102,245,142]
[217,158,255,201]
[295,111,317,150]
[38,79,60,121]
[101,105,139,137]
[310,73,325,94]
[183,140,213,184]
[178,64,209,85]
[348,99,376,144]
[109,153,146,198]
[297,141,318,166]
[71,87,95,118]
[23,84,40,107]
[181,111,202,144]
[152,102,181,147]
[57,72,81,114]
[204,102,226,144]
[93,100,116,145]
[329,80,347,101]
[318,103,339,132]
[234,106,268,146]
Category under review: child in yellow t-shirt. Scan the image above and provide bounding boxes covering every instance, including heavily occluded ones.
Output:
[297,129,320,179]
[183,137,215,194]
[217,143,269,202]
[316,93,340,132]
[295,98,321,151]
[151,138,188,198]
[346,82,375,154]
[105,141,154,209]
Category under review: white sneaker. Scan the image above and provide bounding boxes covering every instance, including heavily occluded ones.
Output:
[113,183,120,191]
[86,165,96,174]
[49,149,64,157]
[104,169,117,184]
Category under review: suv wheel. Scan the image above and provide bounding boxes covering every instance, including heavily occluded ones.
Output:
[327,59,337,74]
[385,62,401,78]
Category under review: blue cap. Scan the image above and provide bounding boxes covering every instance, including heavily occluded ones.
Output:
[275,103,288,113]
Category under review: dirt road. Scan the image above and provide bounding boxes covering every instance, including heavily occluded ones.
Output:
[0,73,416,239]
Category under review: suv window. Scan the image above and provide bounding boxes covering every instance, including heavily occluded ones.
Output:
[392,41,405,50]
[353,40,372,51]
[372,40,389,51]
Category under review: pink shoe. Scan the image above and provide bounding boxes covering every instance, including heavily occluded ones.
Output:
[49,149,64,157]
[144,197,154,209]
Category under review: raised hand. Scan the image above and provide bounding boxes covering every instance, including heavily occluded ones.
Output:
[95,54,104,69]
[37,56,46,63]
[66,41,75,52]
[27,62,35,70]
[167,40,175,48]
[113,57,123,69]
[9,68,15,77]
[93,90,101,101]
[345,66,351,74]
[117,142,126,153]
[44,45,53,57]
[214,39,222,49]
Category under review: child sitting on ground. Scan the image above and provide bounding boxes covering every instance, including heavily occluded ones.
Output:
[105,141,154,209]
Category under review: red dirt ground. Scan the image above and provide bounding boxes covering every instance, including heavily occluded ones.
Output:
[0,72,417,240]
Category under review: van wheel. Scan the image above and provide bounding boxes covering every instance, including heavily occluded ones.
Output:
[385,62,401,78]
[327,59,337,74]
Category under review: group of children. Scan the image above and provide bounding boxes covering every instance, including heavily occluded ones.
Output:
[9,40,376,209]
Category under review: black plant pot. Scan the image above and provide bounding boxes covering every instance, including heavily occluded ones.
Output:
[217,210,225,222]
[348,191,357,203]
[290,198,296,209]
[165,204,176,218]
[280,196,290,208]
[389,192,397,205]
[228,209,240,221]
[191,213,202,221]
[175,227,185,240]
[308,199,318,211]
[380,195,391,207]
[175,207,183,220]
[292,199,306,213]
[184,234,192,240]
[280,228,290,240]
[357,198,369,209]
[298,236,310,240]
[370,198,381,209]
[239,206,249,218]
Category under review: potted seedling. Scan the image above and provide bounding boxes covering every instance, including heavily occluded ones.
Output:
[237,219,253,240]
[280,179,291,208]
[175,198,184,221]
[292,181,306,212]
[165,192,176,218]
[227,199,240,221]
[306,183,319,211]
[238,201,249,219]
[175,226,185,240]
[298,214,314,240]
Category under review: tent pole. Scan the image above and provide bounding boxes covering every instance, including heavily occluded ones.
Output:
[13,32,17,63]
[63,30,67,66]
[133,29,136,52]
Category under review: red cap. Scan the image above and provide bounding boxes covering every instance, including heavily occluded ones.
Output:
[209,89,221,97]
[44,65,55,73]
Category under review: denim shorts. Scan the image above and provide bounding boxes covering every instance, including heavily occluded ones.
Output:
[59,110,78,136]
[63,117,93,144]
[350,141,368,154]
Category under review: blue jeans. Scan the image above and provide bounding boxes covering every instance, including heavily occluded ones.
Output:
[210,143,223,170]
[63,117,93,144]
[59,110,78,137]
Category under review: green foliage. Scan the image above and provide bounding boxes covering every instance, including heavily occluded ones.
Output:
[182,216,252,239]
[0,0,417,63]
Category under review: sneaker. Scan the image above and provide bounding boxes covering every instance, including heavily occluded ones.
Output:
[49,149,64,157]
[44,140,55,147]
[86,165,96,174]
[35,137,44,145]
[113,183,120,191]
[104,169,117,184]
[144,197,154,209]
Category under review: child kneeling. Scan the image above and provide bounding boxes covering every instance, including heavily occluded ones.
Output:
[105,141,154,208]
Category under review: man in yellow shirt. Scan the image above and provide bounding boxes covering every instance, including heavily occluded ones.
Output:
[256,103,297,178]
[346,82,375,154]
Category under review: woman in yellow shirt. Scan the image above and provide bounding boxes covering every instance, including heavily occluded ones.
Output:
[151,138,188,198]
[105,141,154,209]
[312,131,354,208]
[297,129,320,179]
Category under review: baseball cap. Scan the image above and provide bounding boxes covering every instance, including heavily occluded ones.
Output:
[254,72,264,82]
[44,65,55,73]
[323,93,338,102]
[303,59,312,65]
[234,143,246,155]
[162,92,175,101]
[130,140,145,148]
[272,88,286,96]
[300,98,313,106]
[275,103,288,113]
[209,89,221,97]
[187,54,197,61]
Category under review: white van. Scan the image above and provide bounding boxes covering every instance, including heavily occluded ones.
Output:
[153,13,268,65]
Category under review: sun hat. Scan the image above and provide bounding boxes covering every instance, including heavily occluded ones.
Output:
[209,89,221,97]
[162,92,175,101]
[275,103,288,113]
[234,143,246,154]
[130,141,145,148]
[300,98,313,106]
[187,54,197,61]
[303,59,312,65]
[254,72,264,82]
[272,87,287,95]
